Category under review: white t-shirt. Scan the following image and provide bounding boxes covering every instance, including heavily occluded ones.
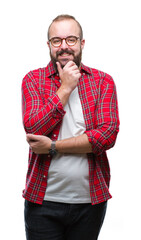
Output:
[44,87,91,203]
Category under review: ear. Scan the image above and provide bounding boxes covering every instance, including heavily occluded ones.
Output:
[81,39,85,50]
[47,41,50,49]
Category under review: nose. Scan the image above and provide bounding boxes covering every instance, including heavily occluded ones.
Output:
[61,39,68,49]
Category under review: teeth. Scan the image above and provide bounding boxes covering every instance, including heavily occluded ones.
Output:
[61,53,70,56]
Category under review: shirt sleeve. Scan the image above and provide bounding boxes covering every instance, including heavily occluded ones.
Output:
[85,77,120,155]
[22,72,66,135]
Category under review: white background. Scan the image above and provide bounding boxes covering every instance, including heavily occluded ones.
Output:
[0,0,141,239]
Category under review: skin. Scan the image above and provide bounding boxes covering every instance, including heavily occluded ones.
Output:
[48,19,85,68]
[26,19,92,154]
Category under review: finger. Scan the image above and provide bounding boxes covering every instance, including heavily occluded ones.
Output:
[26,134,39,142]
[56,62,62,75]
[26,134,31,143]
[26,134,33,142]
[70,65,80,72]
[64,60,76,68]
[75,72,81,79]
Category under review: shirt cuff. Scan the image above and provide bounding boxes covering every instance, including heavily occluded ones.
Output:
[85,130,105,155]
[48,93,66,118]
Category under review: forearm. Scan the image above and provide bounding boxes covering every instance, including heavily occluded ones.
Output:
[85,125,119,155]
[56,133,92,154]
[56,86,71,107]
[22,93,65,135]
[26,133,92,155]
[55,61,81,107]
[22,74,66,135]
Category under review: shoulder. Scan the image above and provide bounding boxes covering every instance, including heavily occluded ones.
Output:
[23,67,47,81]
[82,63,114,86]
[22,67,47,88]
[22,61,55,84]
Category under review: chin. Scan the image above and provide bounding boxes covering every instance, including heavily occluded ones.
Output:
[59,59,72,67]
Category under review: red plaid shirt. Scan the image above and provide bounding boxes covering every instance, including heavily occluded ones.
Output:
[22,61,119,205]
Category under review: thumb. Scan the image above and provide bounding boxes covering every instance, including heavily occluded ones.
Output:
[56,61,62,75]
[26,134,37,142]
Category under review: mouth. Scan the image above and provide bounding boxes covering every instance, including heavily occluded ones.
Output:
[57,49,74,58]
[57,53,74,64]
[59,53,71,57]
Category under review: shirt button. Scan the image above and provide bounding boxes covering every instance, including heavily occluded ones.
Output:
[54,134,56,137]
[48,154,51,158]
[43,175,46,178]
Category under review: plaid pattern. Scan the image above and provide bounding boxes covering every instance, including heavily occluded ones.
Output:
[22,61,119,205]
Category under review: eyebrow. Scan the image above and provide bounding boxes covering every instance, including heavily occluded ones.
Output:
[49,35,79,40]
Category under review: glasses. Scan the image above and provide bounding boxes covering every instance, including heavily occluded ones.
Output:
[49,36,80,48]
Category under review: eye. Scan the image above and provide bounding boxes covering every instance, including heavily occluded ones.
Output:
[67,37,76,44]
[52,38,61,45]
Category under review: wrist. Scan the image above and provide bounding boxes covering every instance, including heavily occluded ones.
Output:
[49,140,58,156]
[56,87,72,107]
[59,85,73,95]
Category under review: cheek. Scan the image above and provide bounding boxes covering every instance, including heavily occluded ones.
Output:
[74,46,81,56]
[49,46,57,57]
[50,49,55,56]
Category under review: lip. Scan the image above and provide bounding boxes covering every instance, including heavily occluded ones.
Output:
[57,49,74,58]
[60,53,70,57]
[58,53,73,59]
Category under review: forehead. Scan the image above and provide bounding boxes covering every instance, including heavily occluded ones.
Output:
[49,19,80,38]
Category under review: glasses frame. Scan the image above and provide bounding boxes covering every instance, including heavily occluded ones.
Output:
[49,35,80,48]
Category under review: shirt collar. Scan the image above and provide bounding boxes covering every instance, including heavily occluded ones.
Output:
[80,63,92,75]
[45,61,92,77]
[45,61,57,77]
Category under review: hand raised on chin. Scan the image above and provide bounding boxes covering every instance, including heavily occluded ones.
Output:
[56,61,81,93]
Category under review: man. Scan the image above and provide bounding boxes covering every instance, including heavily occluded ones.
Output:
[22,15,119,240]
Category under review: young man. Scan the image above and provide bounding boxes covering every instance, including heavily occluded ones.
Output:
[22,15,119,240]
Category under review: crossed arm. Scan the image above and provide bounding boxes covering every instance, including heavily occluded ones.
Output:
[25,61,92,155]
[23,61,119,156]
[26,133,92,155]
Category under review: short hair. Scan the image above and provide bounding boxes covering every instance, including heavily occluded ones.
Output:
[47,14,83,40]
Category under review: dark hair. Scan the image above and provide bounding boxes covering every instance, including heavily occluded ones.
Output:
[47,14,83,40]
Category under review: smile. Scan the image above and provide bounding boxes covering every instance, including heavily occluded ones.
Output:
[60,53,71,57]
[56,49,74,58]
